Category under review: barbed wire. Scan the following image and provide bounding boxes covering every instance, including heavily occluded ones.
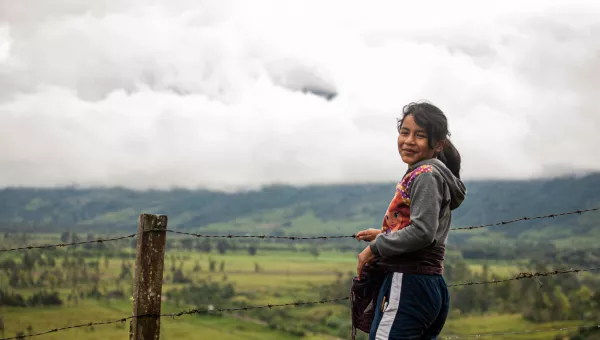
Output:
[167,206,600,239]
[0,298,350,340]
[4,265,599,339]
[0,316,134,340]
[161,297,349,317]
[448,266,600,287]
[0,234,136,252]
[450,206,600,231]
[166,229,351,240]
[4,316,596,340]
[1,207,598,251]
[442,323,600,339]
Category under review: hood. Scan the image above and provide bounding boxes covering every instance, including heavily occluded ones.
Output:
[409,158,467,210]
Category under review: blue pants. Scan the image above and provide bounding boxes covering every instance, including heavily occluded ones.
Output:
[368,273,449,340]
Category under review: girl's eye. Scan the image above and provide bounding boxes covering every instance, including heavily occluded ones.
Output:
[417,134,427,139]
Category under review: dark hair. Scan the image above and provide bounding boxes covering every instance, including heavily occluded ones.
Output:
[397,101,462,178]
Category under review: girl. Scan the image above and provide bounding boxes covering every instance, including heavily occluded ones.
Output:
[355,101,466,340]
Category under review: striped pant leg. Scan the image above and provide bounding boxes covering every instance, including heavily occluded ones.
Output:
[369,273,447,340]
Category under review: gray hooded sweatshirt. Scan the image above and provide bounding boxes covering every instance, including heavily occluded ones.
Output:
[369,158,466,274]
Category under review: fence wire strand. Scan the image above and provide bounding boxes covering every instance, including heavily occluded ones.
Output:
[168,206,600,239]
[0,234,137,252]
[161,297,350,318]
[0,299,350,340]
[3,317,596,340]
[166,229,351,240]
[4,265,599,340]
[450,206,600,231]
[0,317,134,340]
[448,266,600,287]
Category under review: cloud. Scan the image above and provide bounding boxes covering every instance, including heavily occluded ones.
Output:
[0,0,599,190]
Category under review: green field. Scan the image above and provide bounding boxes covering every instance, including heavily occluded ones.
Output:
[442,314,582,339]
[0,302,585,340]
[1,246,596,340]
[1,301,303,340]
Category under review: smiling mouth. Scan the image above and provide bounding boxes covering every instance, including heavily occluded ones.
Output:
[402,149,417,154]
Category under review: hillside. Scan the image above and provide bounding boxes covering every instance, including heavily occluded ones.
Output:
[0,173,599,248]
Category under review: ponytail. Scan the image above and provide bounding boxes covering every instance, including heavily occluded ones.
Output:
[438,139,461,178]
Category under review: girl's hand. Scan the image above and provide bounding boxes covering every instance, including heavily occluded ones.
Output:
[355,228,382,242]
[357,245,375,279]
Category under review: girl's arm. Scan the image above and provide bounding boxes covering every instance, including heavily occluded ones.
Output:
[369,171,445,257]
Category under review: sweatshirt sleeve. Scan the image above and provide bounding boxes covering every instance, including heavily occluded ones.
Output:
[369,171,444,257]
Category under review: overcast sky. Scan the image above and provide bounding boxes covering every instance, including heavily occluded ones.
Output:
[0,0,599,190]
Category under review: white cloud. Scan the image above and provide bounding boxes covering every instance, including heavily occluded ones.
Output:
[0,0,599,190]
[0,24,9,63]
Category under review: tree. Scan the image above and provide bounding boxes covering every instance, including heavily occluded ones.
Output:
[452,285,478,314]
[9,268,20,288]
[216,240,229,254]
[180,238,194,250]
[118,261,132,281]
[196,239,212,253]
[444,263,454,282]
[60,232,70,244]
[84,233,95,250]
[453,261,471,282]
[550,286,570,320]
[172,268,190,284]
[480,263,490,313]
[22,253,36,271]
[70,233,80,245]
[170,290,182,307]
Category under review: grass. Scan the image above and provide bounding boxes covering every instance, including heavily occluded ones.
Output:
[0,245,595,340]
[0,300,300,340]
[0,247,543,298]
[194,209,370,237]
[441,313,582,340]
[1,303,586,340]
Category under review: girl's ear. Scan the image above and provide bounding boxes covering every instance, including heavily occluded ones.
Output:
[434,140,445,154]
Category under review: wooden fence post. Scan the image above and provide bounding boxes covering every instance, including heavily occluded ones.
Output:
[130,214,168,340]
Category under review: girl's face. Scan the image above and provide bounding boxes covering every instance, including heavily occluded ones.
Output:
[397,114,443,166]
